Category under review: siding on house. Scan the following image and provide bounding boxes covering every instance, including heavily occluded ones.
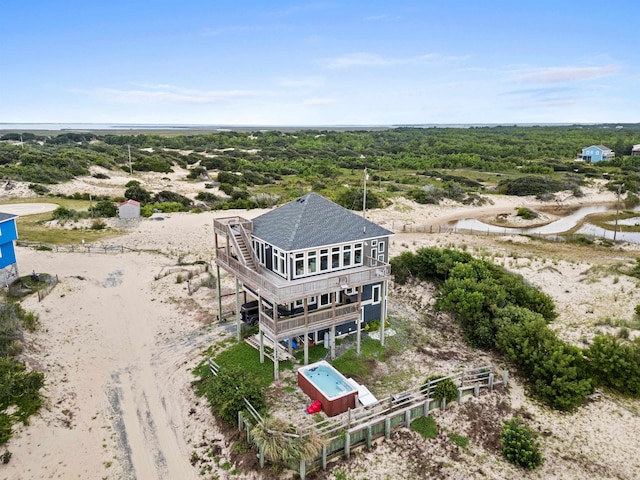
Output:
[581,145,614,163]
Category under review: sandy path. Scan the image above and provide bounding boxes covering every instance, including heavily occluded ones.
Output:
[4,250,217,480]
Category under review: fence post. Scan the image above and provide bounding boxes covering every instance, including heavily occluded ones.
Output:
[488,373,494,391]
[366,425,372,448]
[322,445,327,470]
[299,460,306,480]
[246,420,252,444]
[502,370,509,388]
[441,398,447,410]
[238,411,243,431]
[457,388,463,405]
[474,383,480,397]
[344,431,351,458]
[385,417,391,440]
[423,399,430,416]
[404,409,411,428]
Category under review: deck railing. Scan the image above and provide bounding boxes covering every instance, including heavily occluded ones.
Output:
[259,303,360,339]
[216,248,390,304]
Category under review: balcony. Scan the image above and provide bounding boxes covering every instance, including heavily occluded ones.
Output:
[259,303,361,340]
[215,247,390,304]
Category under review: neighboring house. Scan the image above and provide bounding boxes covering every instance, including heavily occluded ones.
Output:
[118,199,140,219]
[0,212,19,287]
[581,145,615,162]
[213,193,393,378]
[632,144,640,156]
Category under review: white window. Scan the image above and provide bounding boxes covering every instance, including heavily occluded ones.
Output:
[319,293,331,307]
[378,254,385,262]
[343,245,351,267]
[372,284,381,304]
[378,241,385,253]
[371,240,377,247]
[295,253,304,276]
[272,248,287,277]
[307,251,317,274]
[320,249,329,271]
[354,243,362,265]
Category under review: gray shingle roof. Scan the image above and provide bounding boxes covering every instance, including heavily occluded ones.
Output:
[252,193,393,251]
[0,212,17,223]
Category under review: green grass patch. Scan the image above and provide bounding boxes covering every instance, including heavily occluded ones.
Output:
[331,337,386,379]
[294,344,327,364]
[212,341,291,389]
[448,432,469,447]
[411,416,438,439]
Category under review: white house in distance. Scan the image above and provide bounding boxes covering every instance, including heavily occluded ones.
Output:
[118,199,140,219]
[581,145,615,162]
[632,144,640,156]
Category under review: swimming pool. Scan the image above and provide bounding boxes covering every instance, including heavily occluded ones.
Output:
[297,361,357,417]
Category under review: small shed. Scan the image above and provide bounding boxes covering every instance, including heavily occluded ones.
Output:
[632,144,640,157]
[118,199,141,219]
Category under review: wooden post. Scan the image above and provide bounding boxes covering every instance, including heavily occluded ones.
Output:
[474,383,480,397]
[441,398,447,410]
[366,425,372,448]
[488,372,494,391]
[405,409,411,428]
[274,336,279,380]
[238,411,243,431]
[457,388,463,405]
[259,445,264,468]
[344,431,351,457]
[330,326,336,360]
[357,287,362,356]
[502,370,509,388]
[423,399,429,416]
[299,459,306,480]
[321,445,327,470]
[288,337,293,356]
[385,417,391,439]
[259,330,265,364]
[235,277,241,342]
[304,298,309,365]
[380,280,387,346]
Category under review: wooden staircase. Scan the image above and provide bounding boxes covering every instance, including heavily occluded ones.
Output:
[231,227,257,271]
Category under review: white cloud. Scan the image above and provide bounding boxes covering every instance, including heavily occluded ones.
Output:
[319,52,469,69]
[79,84,271,105]
[512,65,619,84]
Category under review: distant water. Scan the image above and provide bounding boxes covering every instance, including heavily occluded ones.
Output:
[0,122,610,132]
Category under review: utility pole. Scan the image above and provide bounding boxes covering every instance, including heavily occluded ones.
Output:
[614,184,622,241]
[362,167,367,218]
[128,145,133,174]
[378,158,381,188]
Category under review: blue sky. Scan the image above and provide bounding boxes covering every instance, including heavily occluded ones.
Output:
[2,0,638,125]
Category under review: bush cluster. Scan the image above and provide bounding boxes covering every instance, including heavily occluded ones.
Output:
[392,248,594,411]
[501,418,543,469]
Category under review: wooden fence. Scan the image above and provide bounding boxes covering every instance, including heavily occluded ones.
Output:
[237,365,507,479]
[37,274,59,302]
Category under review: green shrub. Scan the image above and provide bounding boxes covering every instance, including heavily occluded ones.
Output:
[501,418,543,469]
[431,377,459,404]
[516,207,537,220]
[411,416,438,439]
[586,334,640,396]
[91,200,117,218]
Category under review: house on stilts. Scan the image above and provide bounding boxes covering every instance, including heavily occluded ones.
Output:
[213,193,393,379]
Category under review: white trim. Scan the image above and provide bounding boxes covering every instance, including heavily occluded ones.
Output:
[372,284,381,305]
